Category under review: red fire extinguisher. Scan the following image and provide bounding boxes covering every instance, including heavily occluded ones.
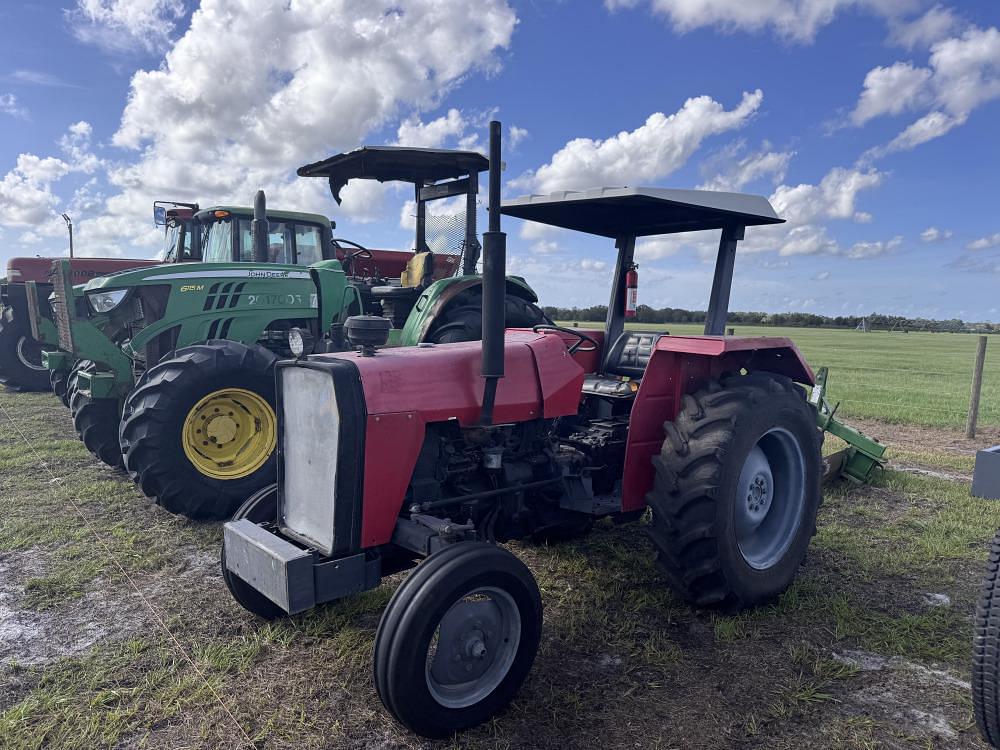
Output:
[625,264,638,318]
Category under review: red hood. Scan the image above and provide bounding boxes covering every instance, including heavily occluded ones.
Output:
[5,257,161,285]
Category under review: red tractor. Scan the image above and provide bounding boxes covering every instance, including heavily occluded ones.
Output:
[222,123,831,737]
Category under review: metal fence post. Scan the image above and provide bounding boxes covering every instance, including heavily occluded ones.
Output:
[967,335,988,439]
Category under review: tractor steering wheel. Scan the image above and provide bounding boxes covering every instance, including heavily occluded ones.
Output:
[333,238,374,275]
[532,324,600,354]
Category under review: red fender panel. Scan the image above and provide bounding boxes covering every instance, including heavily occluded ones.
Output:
[353,331,585,546]
[5,257,161,285]
[621,335,815,512]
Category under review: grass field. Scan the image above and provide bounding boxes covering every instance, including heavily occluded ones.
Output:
[1,328,1000,749]
[562,323,1000,429]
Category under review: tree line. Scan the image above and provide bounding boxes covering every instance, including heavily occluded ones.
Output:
[543,304,1000,334]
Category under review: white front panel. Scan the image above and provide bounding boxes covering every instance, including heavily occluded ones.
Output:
[281,367,340,556]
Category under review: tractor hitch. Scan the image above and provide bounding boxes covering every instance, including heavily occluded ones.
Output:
[810,367,887,484]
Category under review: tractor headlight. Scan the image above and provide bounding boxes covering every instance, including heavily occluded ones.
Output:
[279,366,341,556]
[87,288,128,313]
[287,327,314,359]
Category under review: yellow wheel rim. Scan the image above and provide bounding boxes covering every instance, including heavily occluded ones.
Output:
[181,388,276,480]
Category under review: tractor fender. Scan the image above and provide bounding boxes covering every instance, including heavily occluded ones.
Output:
[620,335,815,513]
[400,275,538,346]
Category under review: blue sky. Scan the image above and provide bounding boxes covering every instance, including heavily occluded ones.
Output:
[0,0,998,321]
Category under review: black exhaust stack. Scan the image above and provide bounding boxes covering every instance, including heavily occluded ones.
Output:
[252,189,269,263]
[480,121,506,426]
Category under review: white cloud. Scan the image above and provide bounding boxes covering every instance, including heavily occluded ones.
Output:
[0,93,28,119]
[7,70,78,88]
[813,270,831,280]
[396,108,468,148]
[66,0,187,54]
[850,62,931,126]
[3,0,517,254]
[604,0,914,43]
[920,226,952,242]
[770,166,883,225]
[0,122,104,232]
[890,4,962,49]
[508,125,529,149]
[968,233,1000,251]
[512,90,762,194]
[531,240,559,255]
[853,24,1000,157]
[698,145,793,191]
[846,235,902,258]
[580,258,607,272]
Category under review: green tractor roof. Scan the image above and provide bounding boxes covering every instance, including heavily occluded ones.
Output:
[196,206,332,227]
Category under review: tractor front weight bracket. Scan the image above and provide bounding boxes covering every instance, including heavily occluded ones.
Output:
[810,367,887,484]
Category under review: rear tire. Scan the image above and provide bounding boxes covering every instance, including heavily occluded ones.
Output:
[221,484,286,621]
[427,290,547,344]
[646,372,821,611]
[70,389,124,468]
[120,340,278,520]
[374,542,542,738]
[0,311,50,391]
[973,530,1000,748]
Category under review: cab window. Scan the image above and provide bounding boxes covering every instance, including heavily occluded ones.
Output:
[202,219,233,263]
[238,220,291,263]
[294,225,324,265]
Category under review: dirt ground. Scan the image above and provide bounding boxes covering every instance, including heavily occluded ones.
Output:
[2,389,999,749]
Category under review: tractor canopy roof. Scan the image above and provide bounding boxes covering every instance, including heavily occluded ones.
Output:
[297,147,489,204]
[194,206,332,227]
[500,187,784,239]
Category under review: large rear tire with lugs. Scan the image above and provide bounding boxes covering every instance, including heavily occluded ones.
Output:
[0,310,50,391]
[973,530,1000,748]
[646,372,822,612]
[120,340,278,520]
[426,289,547,344]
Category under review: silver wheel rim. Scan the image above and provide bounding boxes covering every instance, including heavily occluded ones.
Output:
[425,585,521,709]
[734,427,806,570]
[16,336,45,371]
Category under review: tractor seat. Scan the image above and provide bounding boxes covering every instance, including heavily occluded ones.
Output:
[581,331,664,398]
[371,251,434,302]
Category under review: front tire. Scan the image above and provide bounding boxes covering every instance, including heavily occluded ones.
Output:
[973,530,1000,748]
[120,340,278,520]
[646,372,822,611]
[0,312,50,391]
[374,542,542,738]
[70,388,124,468]
[221,484,286,621]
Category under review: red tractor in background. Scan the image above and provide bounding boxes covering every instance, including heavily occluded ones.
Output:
[221,122,871,737]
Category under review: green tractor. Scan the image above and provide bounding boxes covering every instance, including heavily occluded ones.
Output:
[40,147,546,519]
[0,202,197,393]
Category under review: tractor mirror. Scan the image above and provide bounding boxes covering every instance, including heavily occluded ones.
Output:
[153,206,167,226]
